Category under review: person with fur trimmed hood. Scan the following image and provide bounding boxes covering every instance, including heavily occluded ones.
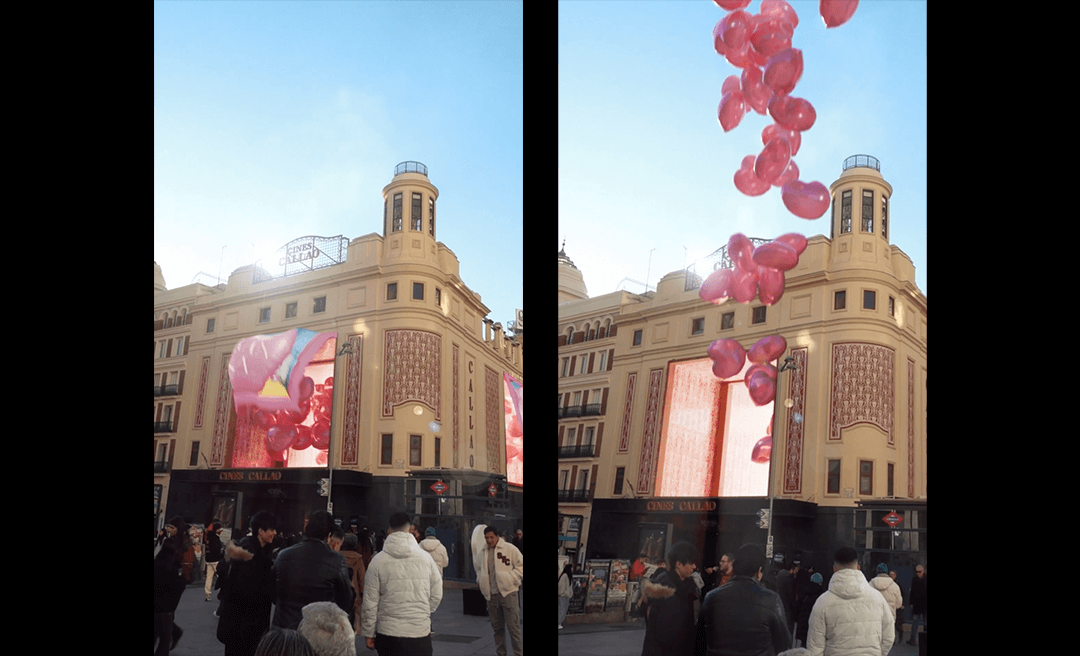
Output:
[217,511,279,656]
[640,541,699,656]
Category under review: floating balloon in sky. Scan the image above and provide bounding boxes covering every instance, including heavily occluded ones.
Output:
[734,155,772,196]
[699,267,736,304]
[781,180,830,219]
[741,66,771,115]
[820,0,859,29]
[768,95,816,132]
[762,124,800,157]
[757,265,785,305]
[755,136,791,185]
[718,90,747,132]
[763,48,803,97]
[751,436,773,463]
[713,0,751,10]
[749,335,788,363]
[708,338,747,379]
[774,232,808,255]
[760,0,798,29]
[752,240,799,271]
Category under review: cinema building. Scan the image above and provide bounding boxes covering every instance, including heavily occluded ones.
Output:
[155,162,523,580]
[558,156,926,582]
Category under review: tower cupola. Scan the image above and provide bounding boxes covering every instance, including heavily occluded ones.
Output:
[827,155,894,273]
[382,161,439,241]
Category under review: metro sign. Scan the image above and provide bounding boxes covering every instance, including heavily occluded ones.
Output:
[882,512,903,527]
[488,483,498,497]
[430,480,449,495]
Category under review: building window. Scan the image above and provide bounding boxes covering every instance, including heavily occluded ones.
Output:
[863,290,876,310]
[827,459,841,494]
[881,196,888,239]
[614,467,625,495]
[411,193,422,231]
[207,318,215,333]
[381,434,393,465]
[721,312,734,330]
[392,193,403,232]
[561,358,570,378]
[834,290,846,310]
[841,190,852,233]
[579,356,588,375]
[633,329,643,346]
[752,306,766,324]
[862,189,874,232]
[434,437,441,467]
[410,434,422,466]
[599,351,608,371]
[429,198,436,236]
[313,296,326,313]
[691,317,705,335]
[175,336,185,356]
[435,288,442,306]
[259,307,270,323]
[285,302,298,319]
[387,283,398,301]
[189,441,200,467]
[413,282,424,300]
[859,461,873,495]
[888,296,895,317]
[887,463,895,497]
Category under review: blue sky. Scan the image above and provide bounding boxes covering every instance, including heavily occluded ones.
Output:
[559,0,926,298]
[155,1,523,329]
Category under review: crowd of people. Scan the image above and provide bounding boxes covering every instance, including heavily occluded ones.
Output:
[630,541,926,656]
[153,511,524,656]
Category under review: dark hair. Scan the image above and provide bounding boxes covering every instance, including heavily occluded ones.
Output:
[732,543,766,576]
[833,546,859,567]
[388,512,411,531]
[483,525,499,537]
[304,511,334,539]
[250,511,278,535]
[666,541,699,570]
[560,563,573,581]
[253,627,317,656]
[329,526,344,541]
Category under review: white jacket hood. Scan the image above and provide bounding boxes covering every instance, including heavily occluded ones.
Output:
[868,574,893,591]
[806,568,894,656]
[359,531,443,640]
[382,531,419,559]
[828,567,872,599]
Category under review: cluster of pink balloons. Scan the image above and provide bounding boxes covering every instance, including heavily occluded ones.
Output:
[712,0,858,220]
[707,334,788,408]
[699,231,807,307]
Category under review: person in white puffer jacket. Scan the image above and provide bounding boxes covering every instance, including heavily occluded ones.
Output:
[360,511,443,655]
[805,547,894,656]
[867,563,903,645]
[419,527,449,574]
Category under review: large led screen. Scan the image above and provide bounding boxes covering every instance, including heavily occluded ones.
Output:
[228,328,337,468]
[653,357,773,497]
[503,373,523,486]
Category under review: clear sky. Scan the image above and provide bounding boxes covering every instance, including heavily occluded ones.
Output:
[559,0,926,299]
[155,1,523,329]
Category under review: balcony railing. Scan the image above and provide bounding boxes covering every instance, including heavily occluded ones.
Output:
[558,403,602,419]
[394,161,428,177]
[154,460,169,474]
[154,384,180,397]
[558,489,592,504]
[558,444,597,459]
[154,421,176,434]
[843,154,880,172]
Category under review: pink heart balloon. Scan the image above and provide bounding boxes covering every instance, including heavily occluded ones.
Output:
[752,241,799,271]
[751,436,773,463]
[728,233,756,272]
[735,155,772,196]
[722,74,741,96]
[750,16,794,60]
[820,0,859,28]
[755,136,791,185]
[768,95,816,132]
[740,66,771,115]
[708,338,747,379]
[757,265,785,306]
[725,41,755,69]
[749,335,788,363]
[774,232,807,255]
[718,10,752,52]
[763,48,803,97]
[699,267,735,304]
[745,362,778,385]
[781,180,831,219]
[762,124,800,157]
[732,267,759,303]
[773,158,798,188]
[713,0,751,9]
[760,0,799,29]
[747,370,777,406]
[718,90,747,132]
[712,19,730,57]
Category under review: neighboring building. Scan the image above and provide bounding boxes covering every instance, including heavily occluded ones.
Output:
[156,162,523,581]
[558,155,926,583]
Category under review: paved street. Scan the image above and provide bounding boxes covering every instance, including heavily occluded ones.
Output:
[558,618,923,656]
[164,581,524,656]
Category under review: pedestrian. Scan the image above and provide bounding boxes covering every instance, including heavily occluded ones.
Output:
[340,533,366,634]
[205,521,224,601]
[694,542,790,656]
[358,528,374,570]
[419,527,449,574]
[216,511,279,656]
[868,563,903,645]
[273,510,355,631]
[906,565,926,646]
[776,559,800,637]
[512,529,524,553]
[703,553,734,597]
[158,515,189,650]
[154,539,185,656]
[558,563,573,630]
[328,527,345,552]
[640,541,698,656]
[888,570,903,645]
[804,546,893,656]
[476,525,524,656]
[254,627,317,656]
[360,511,443,656]
[793,573,824,649]
[298,601,357,656]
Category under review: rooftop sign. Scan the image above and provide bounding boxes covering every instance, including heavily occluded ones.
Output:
[253,235,350,283]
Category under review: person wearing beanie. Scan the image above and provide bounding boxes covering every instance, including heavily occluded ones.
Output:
[868,563,903,644]
[419,527,449,575]
[793,572,825,648]
[298,602,356,656]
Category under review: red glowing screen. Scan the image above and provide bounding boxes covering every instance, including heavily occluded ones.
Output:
[503,373,523,487]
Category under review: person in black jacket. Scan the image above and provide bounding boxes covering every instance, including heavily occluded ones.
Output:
[204,522,224,602]
[695,543,791,656]
[793,573,824,648]
[906,565,926,646]
[640,541,699,656]
[217,511,279,656]
[272,510,354,630]
[154,539,185,656]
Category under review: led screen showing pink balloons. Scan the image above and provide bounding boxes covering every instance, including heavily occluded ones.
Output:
[227,328,338,468]
[503,373,523,487]
[713,0,858,220]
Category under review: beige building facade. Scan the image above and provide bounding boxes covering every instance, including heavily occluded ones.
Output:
[558,156,925,577]
[155,162,522,580]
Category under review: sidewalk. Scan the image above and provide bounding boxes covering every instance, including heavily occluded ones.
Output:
[558,617,922,656]
[166,580,524,655]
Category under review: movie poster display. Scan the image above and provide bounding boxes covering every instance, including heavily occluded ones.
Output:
[584,559,611,613]
[605,559,630,610]
[630,523,670,581]
[503,373,523,486]
[227,328,338,468]
[568,573,589,615]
